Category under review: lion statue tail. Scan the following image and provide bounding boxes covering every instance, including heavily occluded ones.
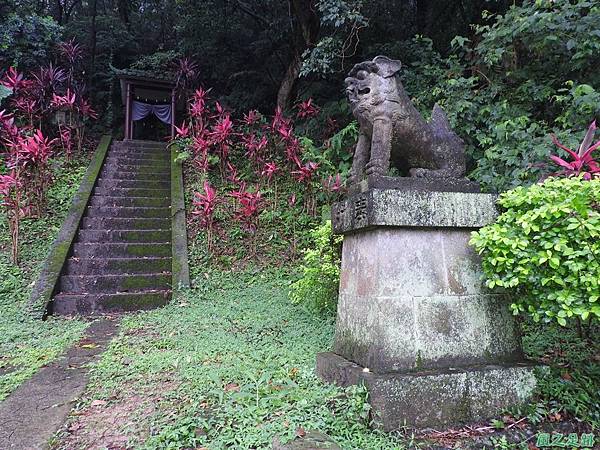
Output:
[431,103,465,154]
[430,103,452,133]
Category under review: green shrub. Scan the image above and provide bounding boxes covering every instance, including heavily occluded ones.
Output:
[289,220,342,312]
[470,177,600,326]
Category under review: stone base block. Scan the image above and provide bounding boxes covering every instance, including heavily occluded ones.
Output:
[317,352,537,430]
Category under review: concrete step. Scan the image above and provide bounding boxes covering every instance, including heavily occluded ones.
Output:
[112,145,167,153]
[93,187,170,197]
[117,140,167,147]
[72,242,171,258]
[102,163,171,174]
[81,217,170,230]
[52,291,172,315]
[65,257,171,275]
[108,150,169,160]
[86,206,170,218]
[89,196,170,208]
[96,178,171,190]
[99,169,170,180]
[104,157,170,168]
[59,274,171,293]
[77,229,171,243]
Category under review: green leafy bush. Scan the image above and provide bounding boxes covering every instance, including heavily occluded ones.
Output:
[470,177,600,325]
[290,220,342,312]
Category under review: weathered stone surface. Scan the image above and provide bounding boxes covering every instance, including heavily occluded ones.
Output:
[317,352,537,430]
[64,257,171,274]
[72,242,171,258]
[59,274,171,293]
[81,217,170,230]
[345,56,466,183]
[347,175,481,195]
[332,189,497,234]
[319,188,538,429]
[170,144,191,289]
[334,227,523,372]
[52,291,171,315]
[96,178,170,189]
[272,431,341,450]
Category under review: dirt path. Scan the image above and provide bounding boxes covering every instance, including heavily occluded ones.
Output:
[0,319,118,449]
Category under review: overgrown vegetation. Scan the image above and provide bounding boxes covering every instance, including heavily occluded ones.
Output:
[289,220,342,312]
[0,156,88,400]
[0,40,96,263]
[471,177,600,326]
[53,273,406,450]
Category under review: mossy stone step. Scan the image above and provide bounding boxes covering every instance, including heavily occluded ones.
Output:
[99,170,170,181]
[89,196,170,208]
[59,274,171,293]
[108,150,170,160]
[81,217,170,229]
[65,257,171,274]
[72,242,172,258]
[104,157,170,168]
[96,179,171,190]
[93,187,170,197]
[77,229,171,243]
[102,163,171,174]
[52,291,171,315]
[86,206,170,218]
[112,146,167,154]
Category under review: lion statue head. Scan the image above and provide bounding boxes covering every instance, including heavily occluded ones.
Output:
[344,56,403,122]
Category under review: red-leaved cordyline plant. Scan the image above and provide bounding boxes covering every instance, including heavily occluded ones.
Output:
[243,110,261,126]
[175,122,191,139]
[58,126,74,160]
[174,57,199,94]
[323,173,345,195]
[550,121,600,179]
[230,184,264,242]
[226,161,241,185]
[12,130,56,215]
[296,98,320,120]
[261,160,280,208]
[292,161,320,216]
[210,114,234,176]
[192,180,219,251]
[0,171,23,263]
[0,67,25,92]
[242,134,268,166]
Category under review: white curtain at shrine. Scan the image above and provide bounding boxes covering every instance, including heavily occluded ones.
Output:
[131,100,172,124]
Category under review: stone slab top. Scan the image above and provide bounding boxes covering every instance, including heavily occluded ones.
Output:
[347,175,481,195]
[332,188,498,234]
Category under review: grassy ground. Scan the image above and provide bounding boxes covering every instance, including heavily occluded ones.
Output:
[0,156,89,400]
[52,271,409,449]
[49,268,599,449]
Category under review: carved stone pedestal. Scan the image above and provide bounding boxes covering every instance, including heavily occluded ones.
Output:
[316,183,537,430]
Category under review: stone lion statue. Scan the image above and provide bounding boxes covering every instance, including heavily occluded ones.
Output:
[344,56,466,184]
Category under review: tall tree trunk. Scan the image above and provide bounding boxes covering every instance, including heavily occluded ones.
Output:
[276,0,320,109]
[277,54,302,109]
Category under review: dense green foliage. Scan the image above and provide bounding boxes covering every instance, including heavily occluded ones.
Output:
[289,220,342,312]
[392,1,600,191]
[471,178,600,326]
[0,13,62,71]
[0,157,88,400]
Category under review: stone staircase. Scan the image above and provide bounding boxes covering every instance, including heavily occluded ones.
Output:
[52,140,173,315]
